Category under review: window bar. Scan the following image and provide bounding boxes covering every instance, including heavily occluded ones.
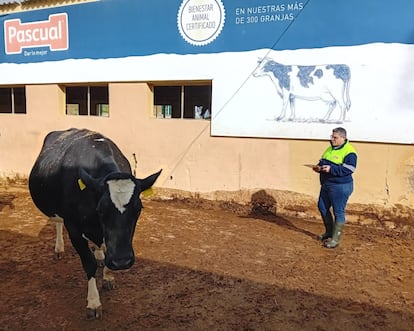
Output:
[11,88,15,113]
[87,86,91,115]
[180,85,184,119]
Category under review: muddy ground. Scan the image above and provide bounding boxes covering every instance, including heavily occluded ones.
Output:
[1,181,414,331]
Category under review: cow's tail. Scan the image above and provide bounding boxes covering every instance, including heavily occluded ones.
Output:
[344,79,351,111]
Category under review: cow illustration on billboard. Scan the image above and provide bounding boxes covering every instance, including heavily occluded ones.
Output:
[253,57,351,123]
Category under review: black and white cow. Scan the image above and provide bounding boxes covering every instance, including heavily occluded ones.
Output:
[253,57,351,123]
[29,128,161,319]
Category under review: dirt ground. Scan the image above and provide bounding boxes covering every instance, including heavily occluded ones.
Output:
[1,181,414,331]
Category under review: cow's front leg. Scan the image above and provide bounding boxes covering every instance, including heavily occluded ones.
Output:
[103,266,115,290]
[288,94,296,121]
[87,277,103,319]
[276,97,289,121]
[89,242,106,267]
[66,225,102,319]
[89,243,115,290]
[276,92,289,121]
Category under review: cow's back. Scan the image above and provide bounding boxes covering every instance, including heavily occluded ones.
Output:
[29,128,131,217]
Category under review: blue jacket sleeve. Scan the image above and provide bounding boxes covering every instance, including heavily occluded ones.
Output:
[329,152,357,176]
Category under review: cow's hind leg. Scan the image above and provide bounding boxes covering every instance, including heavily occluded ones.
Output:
[331,96,347,123]
[51,216,64,260]
[321,100,337,122]
[338,103,347,123]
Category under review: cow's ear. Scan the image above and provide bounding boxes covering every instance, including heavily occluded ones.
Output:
[137,169,162,193]
[79,168,102,192]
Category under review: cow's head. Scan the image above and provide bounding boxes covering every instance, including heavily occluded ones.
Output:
[253,57,291,91]
[79,168,162,270]
[252,57,273,78]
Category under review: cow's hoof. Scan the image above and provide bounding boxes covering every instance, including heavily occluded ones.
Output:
[54,252,64,260]
[86,306,103,320]
[103,280,116,290]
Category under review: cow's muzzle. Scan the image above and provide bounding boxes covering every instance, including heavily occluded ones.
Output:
[106,255,134,270]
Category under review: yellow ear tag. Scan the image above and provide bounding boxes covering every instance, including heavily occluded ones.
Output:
[141,187,154,197]
[78,178,86,191]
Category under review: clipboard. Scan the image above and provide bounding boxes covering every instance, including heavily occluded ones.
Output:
[303,164,316,168]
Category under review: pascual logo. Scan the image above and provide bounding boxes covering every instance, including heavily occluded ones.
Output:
[178,0,225,46]
[4,13,68,55]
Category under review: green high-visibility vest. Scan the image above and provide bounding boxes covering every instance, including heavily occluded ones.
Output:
[321,141,357,165]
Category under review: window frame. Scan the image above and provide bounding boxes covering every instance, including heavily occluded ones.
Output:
[151,81,212,120]
[64,84,109,117]
[0,86,26,114]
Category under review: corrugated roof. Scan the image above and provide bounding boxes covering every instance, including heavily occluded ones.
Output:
[0,0,96,11]
[0,0,41,4]
[0,0,22,4]
[0,0,94,5]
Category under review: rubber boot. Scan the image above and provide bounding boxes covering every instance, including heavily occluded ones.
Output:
[324,222,344,248]
[318,214,333,241]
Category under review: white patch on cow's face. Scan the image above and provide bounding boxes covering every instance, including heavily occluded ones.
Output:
[107,179,136,214]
